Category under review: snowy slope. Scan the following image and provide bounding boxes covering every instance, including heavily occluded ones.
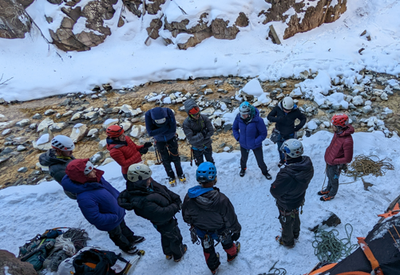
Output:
[1,130,399,274]
[0,0,399,101]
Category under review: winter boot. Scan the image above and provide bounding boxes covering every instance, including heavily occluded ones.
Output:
[211,253,220,274]
[174,244,187,262]
[239,168,246,177]
[166,255,173,260]
[263,171,272,180]
[317,189,329,195]
[320,195,335,201]
[123,245,138,254]
[227,242,240,262]
[179,174,186,183]
[275,236,294,248]
[168,177,176,187]
[131,235,145,245]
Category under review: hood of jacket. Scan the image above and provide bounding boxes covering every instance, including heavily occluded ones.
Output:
[150,107,168,120]
[337,125,355,137]
[184,98,199,115]
[62,175,106,195]
[65,158,104,184]
[283,156,314,184]
[39,149,73,166]
[188,186,220,211]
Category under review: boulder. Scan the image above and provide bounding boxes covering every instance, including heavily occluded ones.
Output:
[70,123,88,142]
[0,250,37,275]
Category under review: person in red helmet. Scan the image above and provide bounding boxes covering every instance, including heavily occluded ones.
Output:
[106,125,152,180]
[319,114,354,201]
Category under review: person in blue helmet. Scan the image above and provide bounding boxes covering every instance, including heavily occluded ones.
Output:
[182,162,241,274]
[145,107,185,186]
[233,101,272,180]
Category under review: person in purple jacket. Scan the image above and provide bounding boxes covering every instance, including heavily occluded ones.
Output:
[233,102,272,180]
[61,158,144,254]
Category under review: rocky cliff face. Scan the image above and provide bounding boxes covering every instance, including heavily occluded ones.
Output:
[0,0,347,51]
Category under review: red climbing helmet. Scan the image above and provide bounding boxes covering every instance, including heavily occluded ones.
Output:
[106,125,124,138]
[331,114,349,128]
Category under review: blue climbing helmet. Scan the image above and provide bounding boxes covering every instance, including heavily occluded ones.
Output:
[196,162,217,183]
[239,101,255,121]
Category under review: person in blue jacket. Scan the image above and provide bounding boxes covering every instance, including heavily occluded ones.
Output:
[233,102,272,180]
[61,158,144,254]
[145,107,184,186]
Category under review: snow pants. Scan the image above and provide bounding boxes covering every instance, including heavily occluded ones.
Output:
[240,146,268,174]
[193,145,214,166]
[326,164,341,197]
[278,207,300,247]
[108,219,135,251]
[197,229,237,272]
[156,137,183,178]
[155,218,185,260]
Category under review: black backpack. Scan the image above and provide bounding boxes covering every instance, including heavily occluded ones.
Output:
[73,248,127,275]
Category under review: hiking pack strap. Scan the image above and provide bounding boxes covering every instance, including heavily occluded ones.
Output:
[357,237,383,274]
[308,263,336,275]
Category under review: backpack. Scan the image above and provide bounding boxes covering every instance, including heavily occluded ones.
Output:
[18,228,63,270]
[72,248,128,275]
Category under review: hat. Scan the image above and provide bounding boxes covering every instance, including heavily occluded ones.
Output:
[66,159,104,184]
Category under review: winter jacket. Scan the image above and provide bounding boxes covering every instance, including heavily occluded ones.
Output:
[62,164,125,231]
[182,186,241,233]
[106,136,144,174]
[267,102,306,139]
[182,99,214,149]
[270,156,314,211]
[39,149,75,184]
[232,108,267,150]
[324,125,354,165]
[118,179,182,226]
[145,107,176,142]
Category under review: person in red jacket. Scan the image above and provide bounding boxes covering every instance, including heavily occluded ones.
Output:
[319,114,354,201]
[106,125,152,180]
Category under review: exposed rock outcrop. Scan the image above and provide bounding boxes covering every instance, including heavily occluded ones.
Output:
[0,250,37,275]
[0,0,33,39]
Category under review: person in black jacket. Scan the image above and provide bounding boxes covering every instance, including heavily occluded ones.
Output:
[270,139,314,248]
[118,164,187,262]
[39,135,77,199]
[267,97,306,167]
[182,162,241,274]
[182,99,214,166]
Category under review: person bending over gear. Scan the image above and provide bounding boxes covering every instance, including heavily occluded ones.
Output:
[183,99,215,166]
[145,107,185,186]
[118,164,187,262]
[182,162,241,274]
[106,125,152,180]
[39,135,77,199]
[267,97,306,167]
[61,159,144,254]
[270,139,314,248]
[233,101,272,180]
[319,114,354,201]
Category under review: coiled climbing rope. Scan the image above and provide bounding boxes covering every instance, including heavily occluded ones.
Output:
[312,223,358,263]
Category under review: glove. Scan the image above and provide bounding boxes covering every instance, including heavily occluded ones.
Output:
[118,191,134,210]
[171,203,180,213]
[339,164,348,172]
[231,232,240,241]
[201,128,208,138]
[144,142,152,148]
[139,147,149,155]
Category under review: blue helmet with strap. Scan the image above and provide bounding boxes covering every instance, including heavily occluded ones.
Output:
[196,162,217,183]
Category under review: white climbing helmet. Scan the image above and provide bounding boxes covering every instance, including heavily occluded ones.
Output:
[127,163,152,182]
[280,139,304,158]
[282,97,294,110]
[51,135,75,151]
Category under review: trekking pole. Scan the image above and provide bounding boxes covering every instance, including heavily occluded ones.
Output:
[190,148,193,166]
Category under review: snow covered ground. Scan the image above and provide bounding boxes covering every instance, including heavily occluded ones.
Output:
[1,130,399,274]
[0,0,399,102]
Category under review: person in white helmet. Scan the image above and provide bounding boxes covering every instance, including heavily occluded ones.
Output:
[270,139,314,248]
[267,97,306,167]
[39,135,77,199]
